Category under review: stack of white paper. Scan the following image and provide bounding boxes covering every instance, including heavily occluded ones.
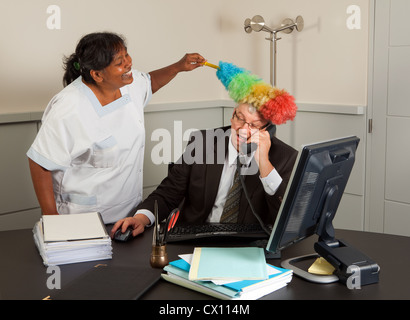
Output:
[33,212,112,266]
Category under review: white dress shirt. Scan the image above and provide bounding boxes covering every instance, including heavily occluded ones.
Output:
[207,135,282,222]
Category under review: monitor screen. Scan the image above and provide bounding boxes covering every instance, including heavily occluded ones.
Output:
[266,136,360,254]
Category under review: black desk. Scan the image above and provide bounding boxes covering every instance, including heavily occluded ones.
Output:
[1,226,409,300]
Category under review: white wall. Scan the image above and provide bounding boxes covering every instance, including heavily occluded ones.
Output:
[0,0,369,109]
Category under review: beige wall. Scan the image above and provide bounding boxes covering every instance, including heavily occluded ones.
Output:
[0,0,371,231]
[0,0,369,109]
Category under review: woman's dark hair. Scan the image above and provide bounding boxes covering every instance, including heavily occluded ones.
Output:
[63,32,127,86]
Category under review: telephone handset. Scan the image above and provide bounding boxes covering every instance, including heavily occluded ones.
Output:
[240,123,276,155]
[237,123,276,238]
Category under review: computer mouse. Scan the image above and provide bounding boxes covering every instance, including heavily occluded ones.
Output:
[114,227,133,242]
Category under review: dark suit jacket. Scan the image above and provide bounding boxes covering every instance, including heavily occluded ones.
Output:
[136,126,298,226]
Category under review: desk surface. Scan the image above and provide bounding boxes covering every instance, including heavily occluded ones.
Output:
[1,226,409,300]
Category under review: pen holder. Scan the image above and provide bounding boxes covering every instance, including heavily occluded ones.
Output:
[150,244,168,268]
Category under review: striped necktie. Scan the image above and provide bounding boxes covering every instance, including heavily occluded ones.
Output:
[220,165,242,223]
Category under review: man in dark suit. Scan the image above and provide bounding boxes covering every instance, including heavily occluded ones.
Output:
[110,102,297,238]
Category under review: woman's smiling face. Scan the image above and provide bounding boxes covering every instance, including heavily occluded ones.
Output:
[99,46,133,89]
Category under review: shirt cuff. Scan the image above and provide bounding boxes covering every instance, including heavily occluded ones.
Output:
[134,209,155,227]
[260,168,283,195]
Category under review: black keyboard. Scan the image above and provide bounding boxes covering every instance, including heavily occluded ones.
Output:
[166,223,271,242]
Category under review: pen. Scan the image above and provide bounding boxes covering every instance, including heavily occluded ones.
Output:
[162,208,180,244]
[154,200,160,246]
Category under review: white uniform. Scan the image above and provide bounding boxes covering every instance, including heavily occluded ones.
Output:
[27,70,152,224]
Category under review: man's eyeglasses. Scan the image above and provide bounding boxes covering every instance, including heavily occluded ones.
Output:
[232,110,268,131]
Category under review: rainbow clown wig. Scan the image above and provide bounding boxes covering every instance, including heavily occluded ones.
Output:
[211,61,297,125]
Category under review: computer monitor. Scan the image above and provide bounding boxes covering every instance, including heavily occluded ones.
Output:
[266,136,379,286]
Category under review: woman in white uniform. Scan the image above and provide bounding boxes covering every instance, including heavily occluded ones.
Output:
[27,32,205,235]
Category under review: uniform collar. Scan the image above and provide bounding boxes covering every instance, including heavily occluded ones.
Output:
[74,76,132,117]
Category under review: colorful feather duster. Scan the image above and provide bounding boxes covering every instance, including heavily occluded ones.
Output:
[204,61,297,125]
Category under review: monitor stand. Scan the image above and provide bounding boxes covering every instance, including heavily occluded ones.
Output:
[280,239,380,286]
[281,253,339,283]
[280,185,380,286]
